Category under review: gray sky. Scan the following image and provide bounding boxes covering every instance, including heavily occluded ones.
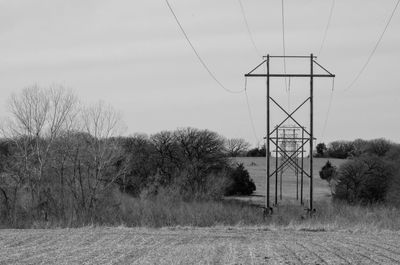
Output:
[0,0,399,146]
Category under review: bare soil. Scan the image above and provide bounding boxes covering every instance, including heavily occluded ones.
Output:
[1,227,399,264]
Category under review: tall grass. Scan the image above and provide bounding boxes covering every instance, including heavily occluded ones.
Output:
[104,192,264,227]
[10,189,400,231]
[266,200,400,231]
[87,190,400,231]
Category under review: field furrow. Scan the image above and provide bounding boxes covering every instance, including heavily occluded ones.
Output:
[0,228,399,265]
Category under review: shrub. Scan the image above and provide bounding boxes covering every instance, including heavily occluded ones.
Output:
[148,170,231,202]
[319,160,337,182]
[315,143,327,157]
[246,146,266,157]
[333,155,393,204]
[225,163,256,196]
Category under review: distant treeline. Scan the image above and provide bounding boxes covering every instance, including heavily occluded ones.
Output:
[238,139,396,159]
[246,146,267,157]
[315,139,396,159]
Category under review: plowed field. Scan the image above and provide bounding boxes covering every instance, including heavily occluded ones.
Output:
[1,227,399,264]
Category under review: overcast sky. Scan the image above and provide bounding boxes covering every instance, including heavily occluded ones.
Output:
[0,0,399,146]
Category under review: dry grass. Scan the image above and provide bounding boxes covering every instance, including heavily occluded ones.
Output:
[114,193,264,227]
[80,190,400,232]
[265,200,400,232]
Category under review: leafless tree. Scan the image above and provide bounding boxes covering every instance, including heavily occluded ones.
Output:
[225,138,250,157]
[0,85,78,221]
[71,101,126,218]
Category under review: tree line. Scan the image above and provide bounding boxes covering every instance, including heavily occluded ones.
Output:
[0,86,255,227]
[315,139,394,159]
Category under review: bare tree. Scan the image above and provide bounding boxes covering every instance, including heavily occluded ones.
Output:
[1,85,78,221]
[73,101,125,218]
[0,87,130,224]
[225,138,250,157]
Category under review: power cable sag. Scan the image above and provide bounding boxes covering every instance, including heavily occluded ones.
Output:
[345,0,400,91]
[165,0,245,94]
[244,77,260,146]
[318,0,335,57]
[238,0,262,58]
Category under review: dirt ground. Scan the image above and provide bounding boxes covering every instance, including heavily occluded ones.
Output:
[0,227,399,265]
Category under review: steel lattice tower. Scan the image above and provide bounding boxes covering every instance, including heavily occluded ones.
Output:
[245,54,335,215]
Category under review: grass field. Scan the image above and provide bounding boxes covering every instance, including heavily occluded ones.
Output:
[232,157,346,206]
[1,227,399,264]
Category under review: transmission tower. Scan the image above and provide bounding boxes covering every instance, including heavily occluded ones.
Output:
[245,54,335,215]
[273,125,303,205]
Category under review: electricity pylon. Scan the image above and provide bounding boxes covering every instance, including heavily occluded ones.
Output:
[245,54,335,215]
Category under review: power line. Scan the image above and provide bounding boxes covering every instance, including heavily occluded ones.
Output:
[321,0,398,140]
[244,77,260,146]
[238,0,262,58]
[281,0,290,112]
[317,0,335,57]
[165,0,245,94]
[321,78,335,141]
[317,0,335,142]
[281,0,288,93]
[345,0,400,91]
[166,0,259,146]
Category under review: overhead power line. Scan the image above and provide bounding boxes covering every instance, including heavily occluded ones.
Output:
[281,0,290,110]
[321,78,335,141]
[244,77,260,146]
[318,0,335,142]
[281,0,288,92]
[166,0,258,145]
[165,0,244,94]
[318,0,335,57]
[238,0,262,58]
[345,0,400,91]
